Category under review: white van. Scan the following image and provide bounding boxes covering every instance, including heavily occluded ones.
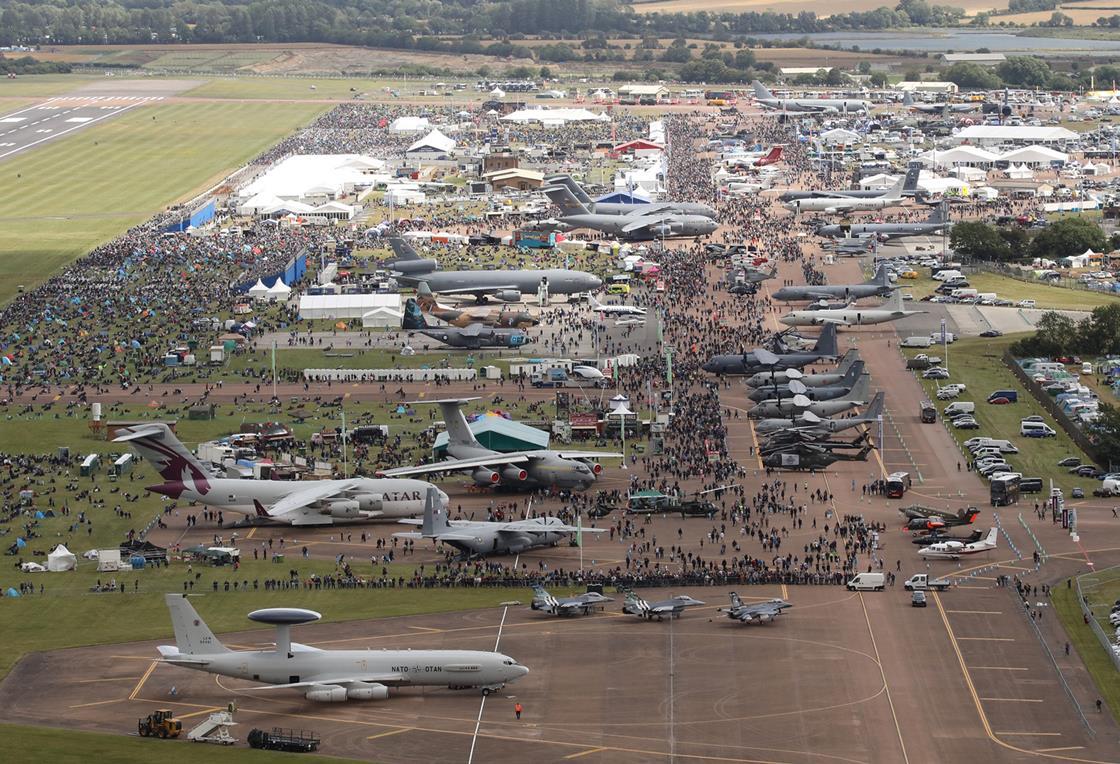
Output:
[1020,421,1056,438]
[902,336,933,348]
[932,269,963,282]
[944,401,976,417]
[1082,362,1094,375]
[967,438,1017,454]
[847,572,886,591]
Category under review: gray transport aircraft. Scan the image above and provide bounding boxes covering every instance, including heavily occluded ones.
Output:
[702,324,838,375]
[816,204,950,239]
[752,80,871,113]
[395,487,605,557]
[622,590,706,620]
[386,237,600,301]
[544,174,717,218]
[743,348,860,389]
[115,423,445,526]
[379,398,619,491]
[779,289,926,328]
[778,165,921,202]
[721,593,793,624]
[748,361,865,403]
[754,392,885,435]
[543,185,718,241]
[772,264,895,303]
[749,374,870,419]
[402,298,529,349]
[902,91,979,114]
[158,594,528,700]
[530,585,614,616]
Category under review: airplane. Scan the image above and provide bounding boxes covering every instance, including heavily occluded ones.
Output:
[919,527,998,560]
[761,443,872,470]
[402,298,529,349]
[778,165,921,203]
[115,423,445,526]
[749,374,870,419]
[379,398,619,491]
[622,590,706,621]
[783,175,908,214]
[543,185,718,241]
[721,146,784,168]
[544,174,716,218]
[752,80,871,113]
[902,91,979,114]
[754,391,884,436]
[744,349,861,389]
[416,282,537,329]
[721,179,771,197]
[734,264,778,283]
[912,529,984,547]
[748,361,865,403]
[386,237,601,302]
[772,263,895,303]
[702,324,838,376]
[816,204,950,240]
[904,507,981,532]
[157,594,528,701]
[720,593,792,624]
[395,486,606,557]
[530,585,613,616]
[588,293,646,317]
[779,289,926,328]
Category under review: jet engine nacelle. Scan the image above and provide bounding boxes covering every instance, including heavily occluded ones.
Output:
[501,466,528,482]
[471,467,501,486]
[494,289,522,303]
[354,494,383,512]
[392,259,439,274]
[346,682,390,701]
[649,222,682,237]
[327,499,361,518]
[306,685,348,702]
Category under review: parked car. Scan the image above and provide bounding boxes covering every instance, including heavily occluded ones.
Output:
[979,329,1003,338]
[923,367,951,380]
[1072,487,1085,499]
[953,418,980,429]
[911,590,928,607]
[1058,457,1082,467]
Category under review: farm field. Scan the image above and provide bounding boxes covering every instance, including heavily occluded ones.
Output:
[0,101,326,303]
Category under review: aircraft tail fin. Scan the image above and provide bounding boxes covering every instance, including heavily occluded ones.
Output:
[543,185,589,216]
[928,202,948,224]
[729,592,742,609]
[866,263,892,287]
[982,527,998,548]
[757,146,782,166]
[813,323,839,358]
[902,91,914,107]
[421,485,450,536]
[403,298,428,330]
[164,594,228,655]
[884,287,904,311]
[114,423,212,494]
[416,282,437,311]
[388,236,421,261]
[437,400,484,450]
[751,80,774,100]
[841,360,865,387]
[849,371,871,402]
[902,163,921,193]
[837,349,860,374]
[859,392,885,422]
[547,175,594,205]
[883,173,907,200]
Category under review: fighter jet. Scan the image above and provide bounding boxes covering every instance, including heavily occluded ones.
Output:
[702,324,839,376]
[720,593,792,624]
[919,527,998,560]
[748,361,865,403]
[816,204,949,240]
[780,290,926,328]
[115,424,444,526]
[749,374,870,418]
[752,80,870,113]
[772,264,895,303]
[402,298,529,349]
[379,398,619,491]
[622,590,706,621]
[543,185,718,241]
[395,487,606,558]
[156,594,528,701]
[545,174,716,218]
[744,349,861,389]
[778,165,921,203]
[416,282,537,329]
[783,174,908,214]
[530,585,614,616]
[588,293,646,317]
[386,237,601,302]
[754,391,884,436]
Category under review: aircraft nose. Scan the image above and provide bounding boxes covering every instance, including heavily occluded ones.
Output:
[778,316,794,325]
[512,664,530,680]
[585,275,603,290]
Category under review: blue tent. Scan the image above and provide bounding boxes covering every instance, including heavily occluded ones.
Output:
[33,511,44,519]
[15,537,26,548]
[6,588,19,598]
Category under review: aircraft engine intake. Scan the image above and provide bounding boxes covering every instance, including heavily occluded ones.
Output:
[501,466,528,482]
[305,685,348,702]
[494,290,522,303]
[589,462,603,475]
[327,500,361,518]
[354,494,383,512]
[471,468,501,486]
[345,682,390,700]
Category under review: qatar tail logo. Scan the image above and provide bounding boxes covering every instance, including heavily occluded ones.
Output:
[133,433,212,497]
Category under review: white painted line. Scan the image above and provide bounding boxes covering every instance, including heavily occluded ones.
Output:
[65,117,93,123]
[0,103,139,161]
[0,117,27,123]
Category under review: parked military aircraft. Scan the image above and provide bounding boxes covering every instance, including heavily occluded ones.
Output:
[395,487,605,557]
[545,174,716,218]
[904,507,981,532]
[702,325,839,375]
[416,283,537,329]
[157,594,528,700]
[720,593,792,624]
[749,374,870,418]
[784,174,908,214]
[761,443,872,470]
[744,349,861,389]
[588,294,646,317]
[779,165,921,202]
[721,146,784,168]
[530,585,613,616]
[919,527,998,559]
[403,298,529,349]
[115,424,444,526]
[902,91,979,114]
[912,529,984,547]
[780,289,926,328]
[543,185,718,241]
[748,361,865,403]
[752,81,871,113]
[772,264,895,303]
[386,237,600,302]
[622,590,706,620]
[816,204,950,239]
[379,398,619,491]
[754,392,884,436]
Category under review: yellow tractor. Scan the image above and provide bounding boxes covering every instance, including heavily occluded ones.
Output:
[138,709,182,739]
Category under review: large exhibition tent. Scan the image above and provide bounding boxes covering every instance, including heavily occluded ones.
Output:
[999,145,1069,166]
[501,108,608,126]
[299,294,402,320]
[952,125,1077,146]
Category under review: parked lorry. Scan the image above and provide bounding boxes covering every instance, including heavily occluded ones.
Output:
[903,573,952,591]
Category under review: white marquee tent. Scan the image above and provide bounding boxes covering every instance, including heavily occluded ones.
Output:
[299,294,401,320]
[47,544,76,572]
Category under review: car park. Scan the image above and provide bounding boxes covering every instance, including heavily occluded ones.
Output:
[953,417,980,429]
[1072,465,1103,478]
[987,396,1012,405]
[1021,421,1056,437]
[922,367,950,380]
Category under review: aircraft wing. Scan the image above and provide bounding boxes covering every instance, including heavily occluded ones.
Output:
[621,215,673,234]
[264,480,360,521]
[436,284,520,296]
[814,317,852,326]
[244,672,407,690]
[551,451,624,460]
[500,522,608,534]
[380,454,530,477]
[460,323,483,337]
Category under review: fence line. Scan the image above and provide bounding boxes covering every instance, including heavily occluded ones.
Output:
[1075,567,1120,676]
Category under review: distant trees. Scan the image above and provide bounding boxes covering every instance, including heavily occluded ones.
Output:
[1030,218,1108,261]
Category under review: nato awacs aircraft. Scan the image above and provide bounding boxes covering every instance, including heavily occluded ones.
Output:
[779,165,921,203]
[720,593,792,624]
[402,298,529,349]
[702,324,839,375]
[780,289,926,328]
[530,585,614,616]
[772,264,896,303]
[386,236,601,302]
[622,590,706,620]
[395,487,605,557]
[816,204,950,240]
[752,80,871,113]
[416,282,537,329]
[543,185,718,241]
[380,398,620,491]
[544,174,717,218]
[115,424,443,526]
[157,594,528,701]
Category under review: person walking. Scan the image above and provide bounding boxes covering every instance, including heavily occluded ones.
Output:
[515,702,523,720]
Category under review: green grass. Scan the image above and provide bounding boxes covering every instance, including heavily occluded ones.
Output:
[0,724,362,763]
[223,347,515,376]
[905,334,1095,495]
[144,50,275,71]
[0,101,326,303]
[1054,575,1120,721]
[901,272,1120,311]
[0,73,97,98]
[188,77,408,101]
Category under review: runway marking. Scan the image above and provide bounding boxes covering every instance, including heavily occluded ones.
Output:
[175,706,223,721]
[993,732,1062,736]
[78,676,142,683]
[564,747,609,759]
[956,637,1015,642]
[981,698,1044,703]
[366,726,414,740]
[468,593,513,764]
[857,593,910,764]
[946,610,1003,615]
[128,660,158,700]
[408,625,442,632]
[970,666,1029,671]
[0,102,141,161]
[245,527,257,540]
[1037,747,1085,753]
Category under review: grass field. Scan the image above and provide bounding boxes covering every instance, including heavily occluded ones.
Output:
[226,347,515,375]
[1055,571,1120,719]
[901,272,1120,311]
[905,334,1095,496]
[631,0,1007,15]
[0,73,96,98]
[0,101,326,304]
[0,724,362,763]
[188,77,445,101]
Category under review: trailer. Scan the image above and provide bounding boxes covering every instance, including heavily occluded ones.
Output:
[248,727,321,753]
